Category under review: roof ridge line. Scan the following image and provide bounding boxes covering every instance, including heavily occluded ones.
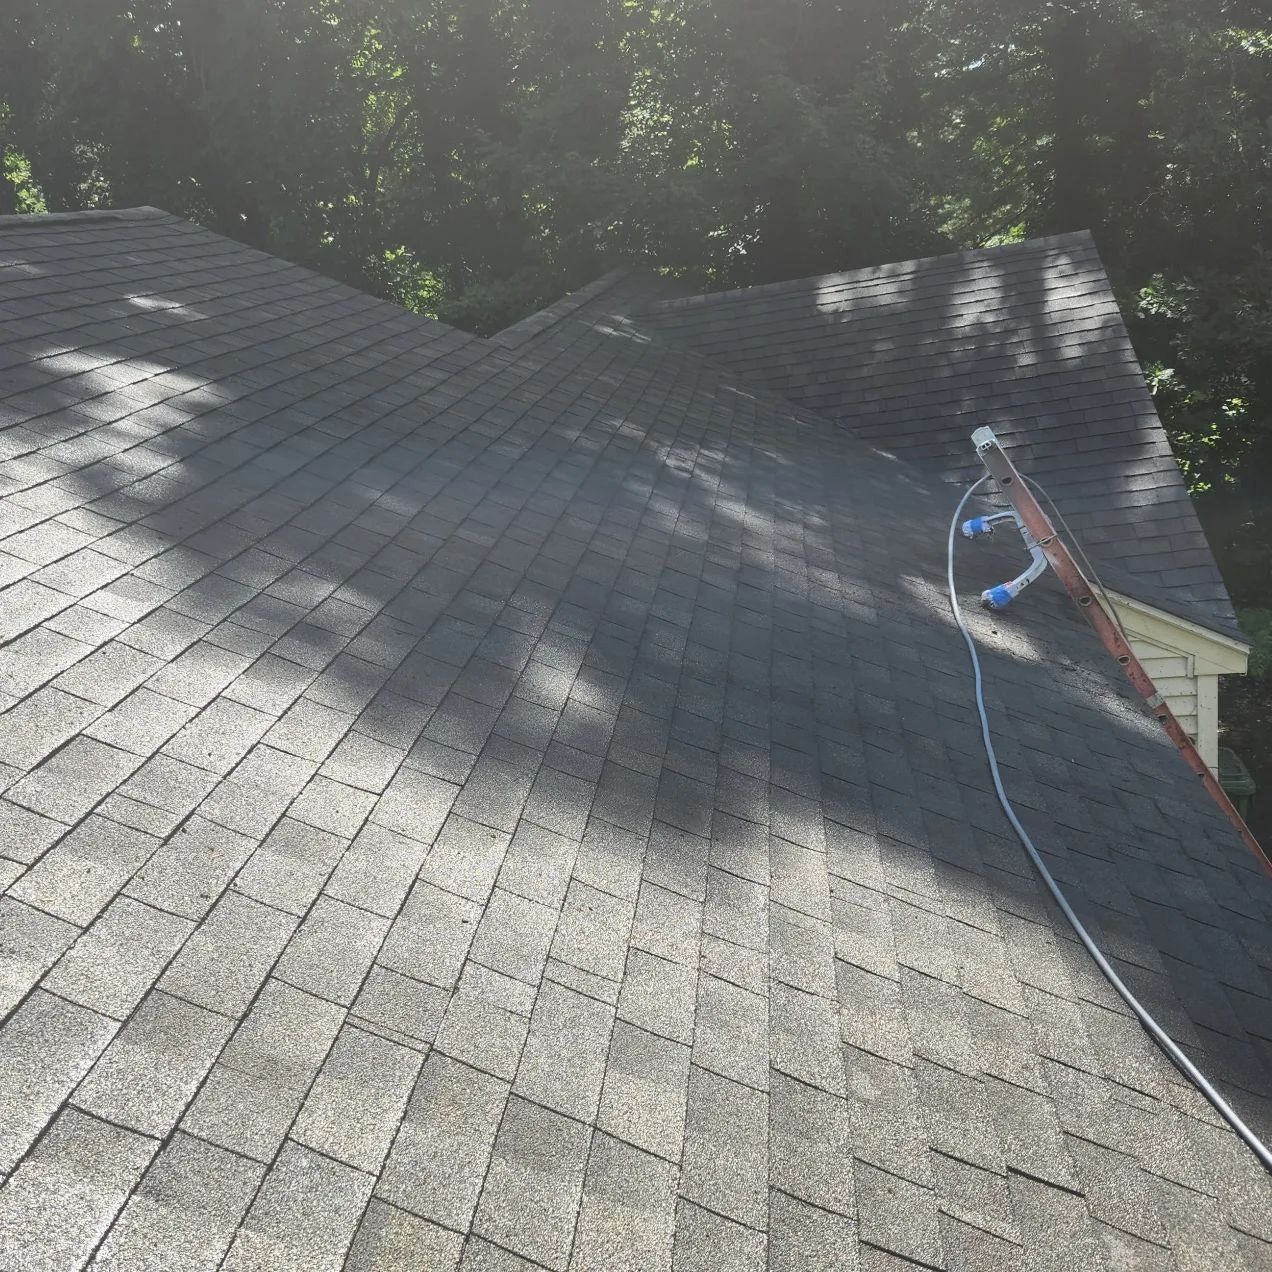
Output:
[0,205,173,230]
[490,265,637,347]
[640,231,1098,315]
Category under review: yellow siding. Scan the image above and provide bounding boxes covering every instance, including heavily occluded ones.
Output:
[1111,592,1248,772]
[1138,653,1189,679]
[1133,644,1197,734]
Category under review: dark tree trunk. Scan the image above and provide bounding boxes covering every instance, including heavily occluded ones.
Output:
[31,135,83,211]
[1106,28,1154,276]
[0,152,16,215]
[1045,4,1091,235]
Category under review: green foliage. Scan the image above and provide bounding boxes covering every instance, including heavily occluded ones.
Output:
[1,145,45,215]
[1238,609,1272,679]
[2,0,1272,522]
[6,0,1272,825]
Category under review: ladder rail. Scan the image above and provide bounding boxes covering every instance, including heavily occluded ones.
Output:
[969,427,1272,876]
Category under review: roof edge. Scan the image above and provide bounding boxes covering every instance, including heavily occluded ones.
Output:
[1108,588,1251,662]
[1107,579,1251,651]
[0,205,173,231]
[641,230,1098,315]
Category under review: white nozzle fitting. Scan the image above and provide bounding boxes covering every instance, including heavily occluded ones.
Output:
[972,426,999,454]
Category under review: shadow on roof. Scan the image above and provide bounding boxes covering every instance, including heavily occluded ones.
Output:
[638,233,1245,643]
[1,212,1270,1257]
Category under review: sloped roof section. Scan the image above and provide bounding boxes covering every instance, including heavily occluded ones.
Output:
[638,232,1244,642]
[0,210,1268,1270]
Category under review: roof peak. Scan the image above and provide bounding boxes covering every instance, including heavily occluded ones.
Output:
[490,266,636,347]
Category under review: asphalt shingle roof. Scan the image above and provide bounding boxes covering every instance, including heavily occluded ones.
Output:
[0,208,1268,1271]
[637,232,1245,643]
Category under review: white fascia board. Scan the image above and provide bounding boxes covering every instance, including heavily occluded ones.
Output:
[1108,591,1250,676]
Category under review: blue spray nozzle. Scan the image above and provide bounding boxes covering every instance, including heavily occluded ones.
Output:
[981,584,1014,610]
[962,517,993,538]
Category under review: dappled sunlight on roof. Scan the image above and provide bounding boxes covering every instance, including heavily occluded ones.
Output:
[0,209,1266,1270]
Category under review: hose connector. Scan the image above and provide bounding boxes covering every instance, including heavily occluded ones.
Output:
[981,584,1015,610]
[962,516,994,538]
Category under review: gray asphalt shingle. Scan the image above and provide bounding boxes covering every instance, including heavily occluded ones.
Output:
[90,1132,265,1272]
[0,1108,157,1272]
[0,207,1268,1269]
[638,234,1244,641]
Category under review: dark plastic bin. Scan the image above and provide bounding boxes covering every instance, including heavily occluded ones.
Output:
[1218,746,1257,821]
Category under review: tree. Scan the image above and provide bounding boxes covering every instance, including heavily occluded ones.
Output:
[3,0,1271,494]
[5,0,1272,826]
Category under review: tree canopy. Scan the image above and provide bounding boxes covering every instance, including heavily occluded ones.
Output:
[5,2,1272,773]
[6,3,1272,515]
